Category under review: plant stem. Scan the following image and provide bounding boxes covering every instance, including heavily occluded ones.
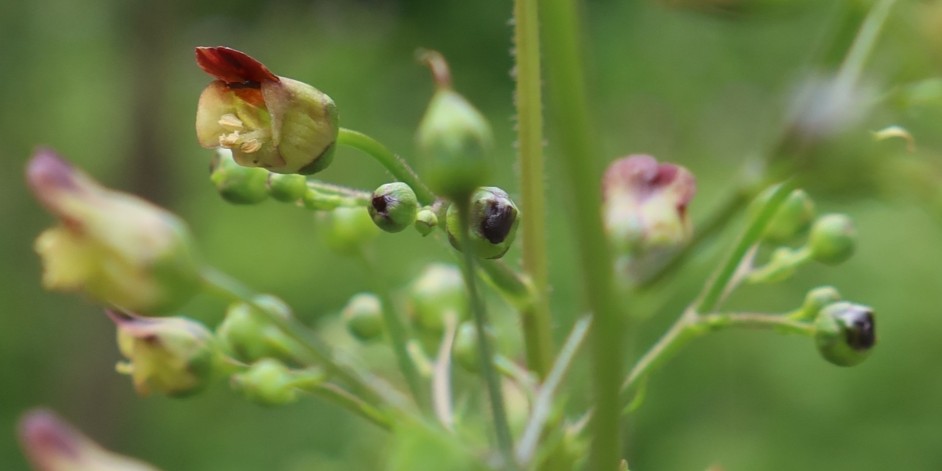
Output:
[456,201,515,468]
[337,128,436,205]
[514,0,555,381]
[477,258,537,310]
[357,251,431,414]
[694,182,793,314]
[621,311,815,398]
[542,0,625,468]
[517,316,592,465]
[305,180,372,203]
[302,382,394,430]
[834,0,899,92]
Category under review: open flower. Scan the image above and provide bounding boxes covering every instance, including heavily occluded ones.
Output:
[19,409,161,471]
[109,310,220,397]
[26,150,199,314]
[602,154,696,256]
[27,149,201,314]
[195,46,338,175]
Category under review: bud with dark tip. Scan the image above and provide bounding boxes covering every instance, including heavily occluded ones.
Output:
[217,295,304,364]
[109,311,219,397]
[414,208,438,236]
[195,46,338,175]
[445,187,520,259]
[409,264,468,333]
[602,154,696,256]
[808,214,856,265]
[267,173,308,203]
[210,149,270,204]
[416,50,493,200]
[342,293,384,342]
[814,302,876,367]
[27,149,201,314]
[368,182,419,233]
[19,409,161,471]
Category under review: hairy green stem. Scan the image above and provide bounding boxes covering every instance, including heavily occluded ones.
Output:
[456,202,515,468]
[357,251,431,414]
[514,0,555,381]
[542,0,625,468]
[306,180,372,203]
[337,128,436,205]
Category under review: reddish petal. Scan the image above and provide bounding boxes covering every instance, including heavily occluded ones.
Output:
[195,46,279,85]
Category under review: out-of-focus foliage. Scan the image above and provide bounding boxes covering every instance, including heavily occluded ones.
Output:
[2,0,942,469]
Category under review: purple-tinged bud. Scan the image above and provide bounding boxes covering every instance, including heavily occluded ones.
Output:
[19,409,161,471]
[602,154,696,255]
[195,47,338,175]
[814,302,876,367]
[109,310,219,397]
[445,187,520,259]
[368,182,419,233]
[27,149,201,314]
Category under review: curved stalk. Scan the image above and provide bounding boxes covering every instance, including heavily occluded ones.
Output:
[337,128,436,205]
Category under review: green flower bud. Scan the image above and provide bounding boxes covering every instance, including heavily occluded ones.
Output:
[27,149,201,314]
[195,47,338,175]
[232,359,323,406]
[602,155,696,256]
[814,302,876,367]
[445,187,520,259]
[267,173,308,202]
[19,409,161,471]
[794,286,841,321]
[368,182,419,233]
[217,295,303,364]
[452,322,480,373]
[416,50,492,200]
[342,293,384,342]
[414,208,438,236]
[762,189,815,243]
[209,149,270,204]
[109,311,219,397]
[409,264,468,333]
[322,207,380,255]
[808,214,856,265]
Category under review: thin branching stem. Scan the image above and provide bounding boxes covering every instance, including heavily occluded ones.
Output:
[337,128,437,205]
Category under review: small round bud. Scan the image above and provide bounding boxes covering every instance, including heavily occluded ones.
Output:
[322,207,380,255]
[762,189,816,243]
[795,286,841,320]
[452,322,480,372]
[267,173,308,202]
[416,51,492,200]
[414,208,438,236]
[231,359,323,406]
[814,302,876,367]
[109,311,219,397]
[368,182,419,233]
[210,149,270,204]
[217,295,302,364]
[808,214,856,265]
[342,293,384,342]
[409,264,468,333]
[445,187,520,259]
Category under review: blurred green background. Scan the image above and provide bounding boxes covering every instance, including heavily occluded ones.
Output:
[3,0,942,469]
